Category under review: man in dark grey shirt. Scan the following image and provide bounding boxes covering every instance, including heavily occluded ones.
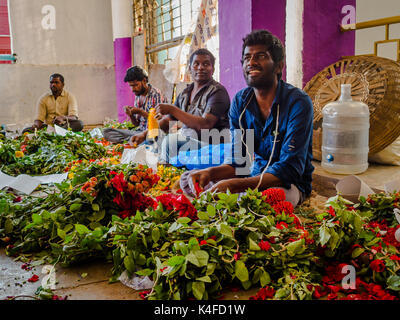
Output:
[130,48,231,163]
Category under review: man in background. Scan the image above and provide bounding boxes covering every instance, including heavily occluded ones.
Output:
[103,66,168,143]
[23,73,84,133]
[130,48,231,164]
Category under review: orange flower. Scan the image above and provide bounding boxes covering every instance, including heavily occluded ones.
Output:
[15,151,24,158]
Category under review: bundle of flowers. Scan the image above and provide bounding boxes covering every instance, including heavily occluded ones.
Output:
[0,130,108,176]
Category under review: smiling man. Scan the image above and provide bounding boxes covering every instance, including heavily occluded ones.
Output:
[130,48,231,163]
[189,30,314,207]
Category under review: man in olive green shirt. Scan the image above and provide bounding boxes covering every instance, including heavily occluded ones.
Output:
[23,74,84,133]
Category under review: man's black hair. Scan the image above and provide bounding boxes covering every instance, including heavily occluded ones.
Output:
[189,48,216,68]
[124,66,148,82]
[241,30,285,79]
[50,73,64,84]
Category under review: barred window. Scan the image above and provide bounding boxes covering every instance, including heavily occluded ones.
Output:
[133,0,219,78]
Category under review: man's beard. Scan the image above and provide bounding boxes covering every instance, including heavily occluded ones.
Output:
[245,74,275,90]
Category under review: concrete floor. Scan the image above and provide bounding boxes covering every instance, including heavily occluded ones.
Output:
[0,247,258,300]
[1,160,399,300]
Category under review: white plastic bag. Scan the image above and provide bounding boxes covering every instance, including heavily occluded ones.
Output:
[120,144,158,172]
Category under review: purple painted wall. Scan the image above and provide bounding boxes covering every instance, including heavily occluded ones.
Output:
[302,0,356,88]
[251,0,287,81]
[218,0,288,99]
[114,37,135,122]
[218,0,252,100]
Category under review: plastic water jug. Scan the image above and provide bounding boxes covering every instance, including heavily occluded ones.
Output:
[321,84,370,174]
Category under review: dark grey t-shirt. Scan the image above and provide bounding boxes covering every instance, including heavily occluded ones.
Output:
[174,79,230,142]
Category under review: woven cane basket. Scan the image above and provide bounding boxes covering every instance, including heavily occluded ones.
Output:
[303,55,400,161]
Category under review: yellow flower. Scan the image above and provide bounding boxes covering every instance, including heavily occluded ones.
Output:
[68,172,75,179]
[70,166,77,171]
[15,151,24,158]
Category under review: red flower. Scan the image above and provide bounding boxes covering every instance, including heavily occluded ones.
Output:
[139,290,151,300]
[370,259,385,272]
[262,188,286,205]
[272,201,294,215]
[13,196,22,203]
[172,195,198,221]
[199,240,208,246]
[312,285,328,299]
[328,206,336,217]
[276,221,288,230]
[258,240,271,251]
[28,274,39,283]
[327,293,338,300]
[110,172,128,192]
[389,255,400,261]
[156,193,178,211]
[249,286,276,300]
[233,252,242,261]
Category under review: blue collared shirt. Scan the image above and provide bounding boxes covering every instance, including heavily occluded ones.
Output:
[224,80,314,196]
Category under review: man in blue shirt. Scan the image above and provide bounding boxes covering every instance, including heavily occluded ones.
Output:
[189,30,314,207]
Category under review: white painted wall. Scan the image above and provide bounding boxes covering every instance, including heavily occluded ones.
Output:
[355,0,400,61]
[0,0,118,128]
[285,0,304,88]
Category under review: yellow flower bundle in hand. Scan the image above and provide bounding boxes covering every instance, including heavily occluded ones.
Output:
[147,108,159,139]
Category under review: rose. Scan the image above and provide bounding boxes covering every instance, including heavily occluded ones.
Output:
[370,259,385,272]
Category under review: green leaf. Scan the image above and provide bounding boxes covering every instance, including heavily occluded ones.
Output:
[196,275,211,283]
[206,205,216,217]
[151,227,160,243]
[218,223,233,238]
[186,252,200,266]
[57,228,66,240]
[70,203,82,212]
[167,256,185,267]
[387,275,400,291]
[177,217,191,224]
[4,218,13,234]
[260,270,271,287]
[235,260,249,282]
[91,203,100,211]
[75,224,90,235]
[192,281,205,300]
[249,237,260,251]
[194,250,209,267]
[32,214,42,224]
[197,211,209,220]
[286,239,305,257]
[123,256,135,274]
[91,209,105,222]
[319,225,331,246]
[353,215,363,234]
[351,247,365,258]
[135,269,153,276]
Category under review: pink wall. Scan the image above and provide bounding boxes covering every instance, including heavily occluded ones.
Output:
[218,0,287,99]
[302,0,356,87]
[114,37,134,122]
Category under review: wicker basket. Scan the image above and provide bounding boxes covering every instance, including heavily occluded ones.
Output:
[304,55,400,161]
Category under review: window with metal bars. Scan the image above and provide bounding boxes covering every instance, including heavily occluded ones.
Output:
[133,0,217,67]
[0,0,12,63]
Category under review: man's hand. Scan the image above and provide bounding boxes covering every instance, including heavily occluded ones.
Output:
[53,115,66,125]
[155,104,175,120]
[190,169,212,189]
[208,178,240,194]
[129,131,147,147]
[124,106,143,117]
